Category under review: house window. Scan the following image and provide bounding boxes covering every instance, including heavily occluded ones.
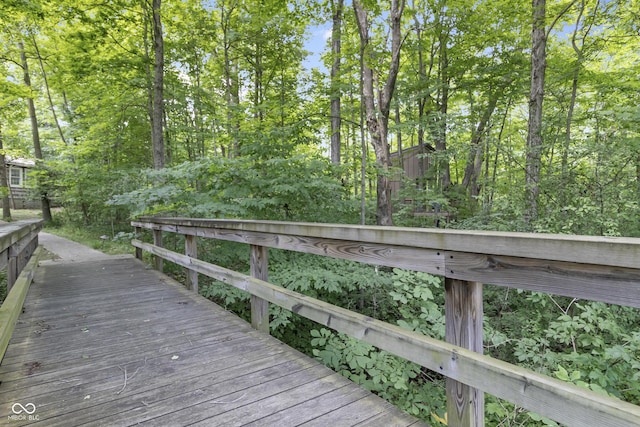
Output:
[10,167,23,187]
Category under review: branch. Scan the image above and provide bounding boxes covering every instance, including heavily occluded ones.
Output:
[381,0,406,115]
[546,0,580,39]
[0,56,24,69]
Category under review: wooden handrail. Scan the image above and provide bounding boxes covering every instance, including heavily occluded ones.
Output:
[132,217,640,309]
[132,217,640,427]
[0,219,43,291]
[0,219,42,254]
[133,217,640,268]
[0,220,43,363]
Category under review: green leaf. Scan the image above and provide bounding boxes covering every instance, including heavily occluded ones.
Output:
[555,365,569,381]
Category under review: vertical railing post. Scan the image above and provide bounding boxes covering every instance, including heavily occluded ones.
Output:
[135,226,143,260]
[153,229,163,272]
[7,250,17,293]
[6,231,38,293]
[185,234,198,293]
[250,245,269,333]
[1,250,8,288]
[445,278,484,427]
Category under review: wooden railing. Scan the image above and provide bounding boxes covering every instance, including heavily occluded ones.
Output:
[0,219,43,362]
[131,217,640,427]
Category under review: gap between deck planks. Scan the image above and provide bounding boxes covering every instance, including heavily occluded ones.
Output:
[0,256,427,426]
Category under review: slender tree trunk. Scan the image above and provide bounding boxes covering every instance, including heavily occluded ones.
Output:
[221,2,240,157]
[561,0,589,205]
[486,97,512,215]
[395,104,403,169]
[462,92,500,198]
[525,0,547,225]
[163,109,171,164]
[192,56,205,159]
[636,155,640,201]
[32,37,67,146]
[353,0,405,226]
[358,48,367,225]
[253,43,263,122]
[19,40,52,222]
[330,0,344,165]
[151,0,165,169]
[143,2,154,164]
[0,128,11,221]
[562,70,578,176]
[428,10,452,191]
[436,36,451,189]
[20,43,42,160]
[413,8,428,189]
[417,101,426,187]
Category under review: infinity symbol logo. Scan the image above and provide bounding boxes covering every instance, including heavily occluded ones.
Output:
[12,403,36,414]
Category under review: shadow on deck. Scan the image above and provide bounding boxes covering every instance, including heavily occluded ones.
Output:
[0,256,425,426]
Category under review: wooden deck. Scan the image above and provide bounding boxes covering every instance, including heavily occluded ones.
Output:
[0,256,426,426]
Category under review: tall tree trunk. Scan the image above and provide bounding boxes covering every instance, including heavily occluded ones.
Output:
[330,0,344,165]
[19,40,52,222]
[358,47,367,225]
[32,37,67,146]
[353,0,405,226]
[253,43,263,122]
[561,0,589,205]
[151,0,165,169]
[143,2,154,163]
[636,155,640,202]
[485,97,512,215]
[0,128,11,221]
[462,92,500,198]
[416,106,427,187]
[413,7,432,190]
[20,43,42,160]
[395,104,402,169]
[221,1,240,157]
[435,32,451,189]
[428,8,452,191]
[525,0,547,225]
[192,56,205,159]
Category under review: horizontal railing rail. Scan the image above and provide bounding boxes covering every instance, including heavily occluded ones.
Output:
[0,219,43,363]
[132,217,640,427]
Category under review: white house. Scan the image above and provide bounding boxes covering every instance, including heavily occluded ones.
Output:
[3,157,38,209]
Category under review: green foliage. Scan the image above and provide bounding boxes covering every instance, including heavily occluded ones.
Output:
[270,253,390,304]
[0,270,6,306]
[192,243,450,424]
[390,268,444,339]
[108,154,355,223]
[195,240,253,320]
[482,287,640,425]
[43,160,138,227]
[545,302,640,403]
[311,329,446,420]
[26,161,57,204]
[44,223,133,255]
[199,278,251,319]
[266,253,397,345]
[392,180,453,228]
[270,262,447,423]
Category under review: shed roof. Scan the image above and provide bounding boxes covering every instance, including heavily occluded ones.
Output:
[5,157,36,168]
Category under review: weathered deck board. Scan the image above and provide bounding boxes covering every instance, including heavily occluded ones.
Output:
[0,256,427,426]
